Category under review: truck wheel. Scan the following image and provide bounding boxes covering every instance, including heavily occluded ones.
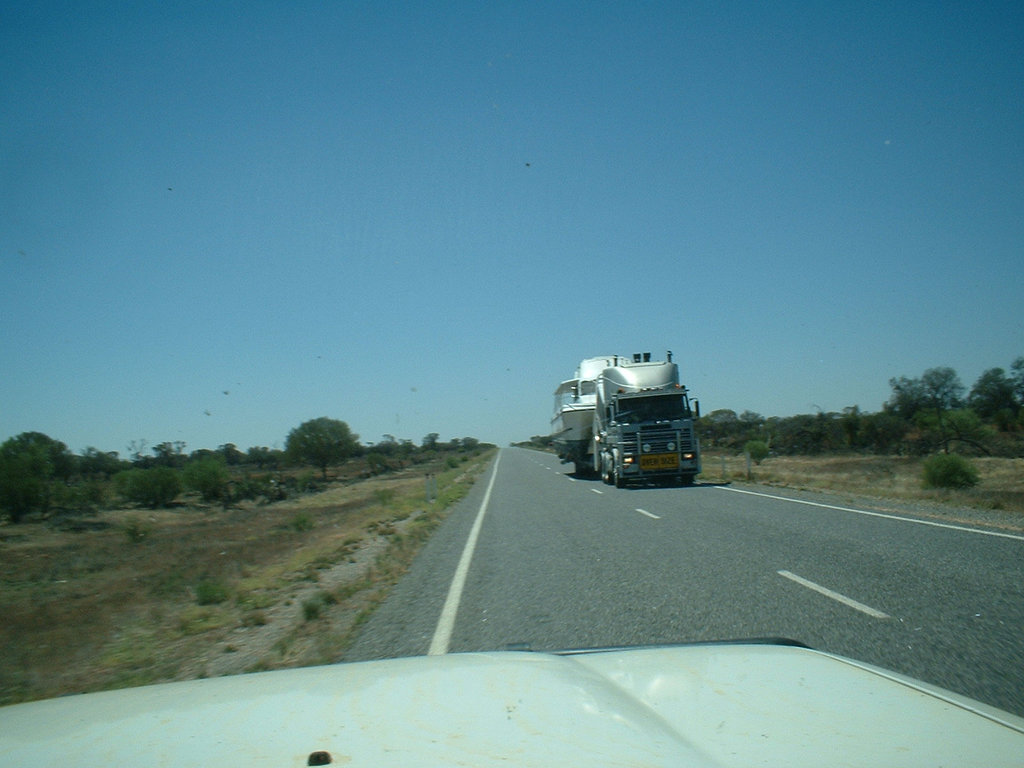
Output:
[614,467,624,488]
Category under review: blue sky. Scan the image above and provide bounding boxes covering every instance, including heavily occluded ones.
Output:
[2,1,1022,454]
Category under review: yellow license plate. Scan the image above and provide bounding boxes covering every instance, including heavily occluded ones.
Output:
[639,453,679,470]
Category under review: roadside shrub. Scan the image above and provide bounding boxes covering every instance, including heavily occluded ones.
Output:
[122,516,153,543]
[286,470,318,494]
[373,488,396,506]
[744,440,770,465]
[195,579,230,605]
[114,467,182,508]
[922,454,979,489]
[302,590,336,621]
[365,452,390,475]
[234,474,279,502]
[183,456,230,502]
[290,512,314,532]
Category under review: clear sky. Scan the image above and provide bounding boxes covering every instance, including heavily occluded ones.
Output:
[2,1,1022,455]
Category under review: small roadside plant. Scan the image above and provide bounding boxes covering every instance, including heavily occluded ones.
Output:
[922,453,979,489]
[195,579,230,605]
[290,512,314,532]
[302,590,337,621]
[744,440,770,465]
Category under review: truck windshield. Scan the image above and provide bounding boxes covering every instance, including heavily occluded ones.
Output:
[614,394,687,423]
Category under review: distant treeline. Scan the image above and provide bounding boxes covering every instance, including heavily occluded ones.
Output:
[0,416,494,523]
[527,358,1024,459]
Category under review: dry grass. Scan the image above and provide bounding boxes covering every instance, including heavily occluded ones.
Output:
[700,452,1024,518]
[0,451,494,705]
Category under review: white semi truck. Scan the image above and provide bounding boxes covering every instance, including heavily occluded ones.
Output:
[592,351,701,487]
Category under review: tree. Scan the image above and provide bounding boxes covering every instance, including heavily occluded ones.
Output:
[887,367,963,419]
[246,446,278,469]
[286,418,359,479]
[422,433,439,450]
[0,432,74,522]
[916,409,992,455]
[700,409,739,448]
[921,367,965,413]
[886,376,927,420]
[1011,356,1024,404]
[151,441,187,468]
[968,367,1017,422]
[218,443,245,466]
[80,447,124,479]
[773,413,844,455]
[859,411,908,454]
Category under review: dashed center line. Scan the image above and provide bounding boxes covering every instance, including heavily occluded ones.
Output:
[778,570,890,619]
[591,489,604,495]
[636,508,660,519]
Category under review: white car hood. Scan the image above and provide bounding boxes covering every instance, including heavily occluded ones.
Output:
[1,644,1022,767]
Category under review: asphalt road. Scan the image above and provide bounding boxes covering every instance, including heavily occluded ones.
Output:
[344,447,1024,717]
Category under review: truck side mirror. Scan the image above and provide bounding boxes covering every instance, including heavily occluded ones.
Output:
[694,400,700,420]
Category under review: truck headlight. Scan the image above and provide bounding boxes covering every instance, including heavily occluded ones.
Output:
[682,452,695,460]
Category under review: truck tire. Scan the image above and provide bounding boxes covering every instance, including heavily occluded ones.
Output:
[614,467,624,488]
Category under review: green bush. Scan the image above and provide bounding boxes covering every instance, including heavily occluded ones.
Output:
[234,474,280,502]
[922,454,979,489]
[290,512,314,532]
[122,516,153,543]
[302,590,336,621]
[114,467,182,508]
[195,579,230,605]
[744,440,770,465]
[0,432,65,522]
[183,456,230,502]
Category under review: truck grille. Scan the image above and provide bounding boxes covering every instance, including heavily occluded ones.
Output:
[621,427,694,454]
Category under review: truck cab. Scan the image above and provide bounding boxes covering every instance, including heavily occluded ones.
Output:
[593,353,701,487]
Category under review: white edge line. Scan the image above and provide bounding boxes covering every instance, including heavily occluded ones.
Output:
[636,508,660,519]
[717,486,1024,541]
[428,451,502,655]
[778,569,890,619]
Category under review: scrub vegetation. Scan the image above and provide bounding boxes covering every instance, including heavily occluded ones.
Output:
[0,423,494,705]
[700,452,1023,520]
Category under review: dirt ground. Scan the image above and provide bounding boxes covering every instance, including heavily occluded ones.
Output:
[0,453,492,705]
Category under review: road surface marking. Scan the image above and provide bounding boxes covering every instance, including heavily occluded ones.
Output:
[636,508,660,519]
[718,486,1024,541]
[778,570,890,619]
[591,488,603,495]
[429,451,502,655]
